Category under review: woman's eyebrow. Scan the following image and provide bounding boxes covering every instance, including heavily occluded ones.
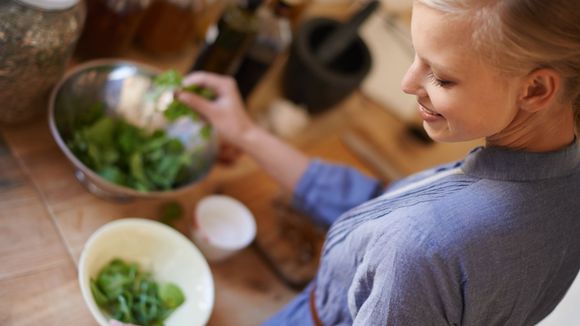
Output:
[417,53,459,77]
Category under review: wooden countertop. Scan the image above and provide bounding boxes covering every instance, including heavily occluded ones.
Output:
[0,3,480,325]
[0,87,479,326]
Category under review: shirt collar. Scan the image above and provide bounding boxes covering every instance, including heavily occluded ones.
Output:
[461,139,580,181]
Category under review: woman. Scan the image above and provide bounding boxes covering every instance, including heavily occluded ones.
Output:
[178,0,580,324]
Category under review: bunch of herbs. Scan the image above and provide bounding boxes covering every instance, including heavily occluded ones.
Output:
[90,258,185,326]
[68,113,193,192]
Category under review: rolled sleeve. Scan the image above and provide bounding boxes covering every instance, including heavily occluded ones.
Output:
[292,159,383,228]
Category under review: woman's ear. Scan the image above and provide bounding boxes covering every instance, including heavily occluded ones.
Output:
[518,68,562,113]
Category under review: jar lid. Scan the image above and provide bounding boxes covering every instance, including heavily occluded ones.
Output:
[279,0,306,5]
[241,0,262,11]
[17,0,79,10]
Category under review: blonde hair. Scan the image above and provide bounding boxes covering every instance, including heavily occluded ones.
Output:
[417,0,580,129]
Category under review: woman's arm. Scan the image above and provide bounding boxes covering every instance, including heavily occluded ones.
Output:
[177,72,383,226]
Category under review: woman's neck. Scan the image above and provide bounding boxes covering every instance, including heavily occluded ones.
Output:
[486,103,576,152]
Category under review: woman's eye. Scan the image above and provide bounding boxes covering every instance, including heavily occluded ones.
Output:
[433,78,453,87]
[427,72,454,87]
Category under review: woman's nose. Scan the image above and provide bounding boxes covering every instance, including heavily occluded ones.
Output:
[401,57,422,95]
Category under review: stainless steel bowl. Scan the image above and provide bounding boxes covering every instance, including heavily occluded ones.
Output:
[49,59,218,201]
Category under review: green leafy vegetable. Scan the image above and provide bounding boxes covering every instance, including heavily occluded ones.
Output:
[154,70,183,88]
[90,258,186,326]
[182,83,216,100]
[152,70,216,123]
[200,125,212,140]
[67,116,193,192]
[163,100,199,122]
[159,283,186,309]
[159,201,184,226]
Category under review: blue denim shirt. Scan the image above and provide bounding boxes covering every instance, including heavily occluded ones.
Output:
[263,142,580,326]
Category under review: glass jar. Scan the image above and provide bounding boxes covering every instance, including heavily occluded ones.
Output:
[234,0,294,98]
[74,0,151,60]
[0,0,85,124]
[277,0,309,30]
[191,0,262,75]
[134,0,199,56]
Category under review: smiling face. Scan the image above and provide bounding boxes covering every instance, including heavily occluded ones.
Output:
[401,3,525,143]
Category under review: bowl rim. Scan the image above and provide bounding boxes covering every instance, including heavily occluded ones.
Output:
[194,195,257,250]
[78,217,215,326]
[48,59,212,199]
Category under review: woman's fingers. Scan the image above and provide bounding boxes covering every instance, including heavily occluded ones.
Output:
[178,71,243,118]
[176,91,213,117]
[182,71,236,94]
[176,71,253,148]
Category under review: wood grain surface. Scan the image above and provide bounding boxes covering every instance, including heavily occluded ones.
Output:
[0,136,91,325]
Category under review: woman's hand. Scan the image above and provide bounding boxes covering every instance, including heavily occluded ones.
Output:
[178,71,309,191]
[176,72,256,149]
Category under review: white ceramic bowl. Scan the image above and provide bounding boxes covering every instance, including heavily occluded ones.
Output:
[78,218,214,326]
[191,195,257,262]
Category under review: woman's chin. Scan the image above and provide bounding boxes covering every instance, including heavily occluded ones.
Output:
[424,127,480,144]
[422,123,459,143]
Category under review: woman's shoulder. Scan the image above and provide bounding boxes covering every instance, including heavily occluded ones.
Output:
[384,160,465,193]
[368,170,580,255]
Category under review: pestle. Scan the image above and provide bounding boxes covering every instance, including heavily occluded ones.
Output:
[314,0,379,66]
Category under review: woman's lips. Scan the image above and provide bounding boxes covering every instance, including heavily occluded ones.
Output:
[418,101,443,121]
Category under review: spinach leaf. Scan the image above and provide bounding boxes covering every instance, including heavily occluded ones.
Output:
[154,70,182,89]
[163,100,199,122]
[152,70,215,123]
[159,201,184,226]
[159,283,185,309]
